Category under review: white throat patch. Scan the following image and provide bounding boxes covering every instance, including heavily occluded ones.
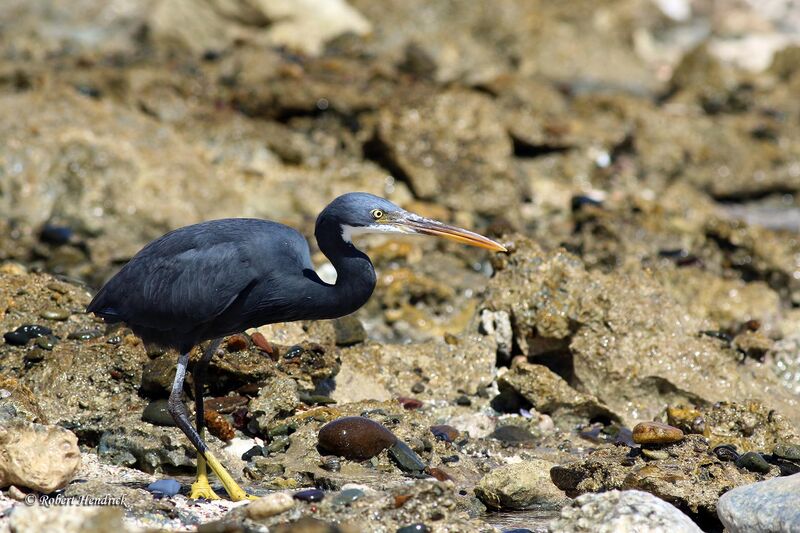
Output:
[340,224,409,243]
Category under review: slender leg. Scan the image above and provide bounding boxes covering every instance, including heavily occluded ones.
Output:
[189,338,222,499]
[168,348,255,501]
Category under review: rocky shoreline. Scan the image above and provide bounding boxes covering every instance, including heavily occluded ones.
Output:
[2,0,800,532]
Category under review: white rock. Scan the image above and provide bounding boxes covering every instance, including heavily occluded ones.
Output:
[550,490,703,533]
[246,492,295,519]
[718,473,800,533]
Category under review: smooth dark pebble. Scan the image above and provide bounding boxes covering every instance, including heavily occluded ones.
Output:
[241,446,264,461]
[40,308,70,321]
[503,529,535,533]
[107,335,122,345]
[284,345,304,359]
[332,488,364,505]
[142,399,175,426]
[713,444,740,462]
[411,382,425,394]
[39,224,74,245]
[397,524,430,533]
[773,443,800,461]
[147,479,181,497]
[441,455,460,464]
[318,416,397,460]
[455,395,471,406]
[68,329,102,341]
[736,451,771,473]
[490,425,537,444]
[430,425,459,443]
[389,440,426,472]
[293,488,324,502]
[35,335,58,350]
[4,331,30,346]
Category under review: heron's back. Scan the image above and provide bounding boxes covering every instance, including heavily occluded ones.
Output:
[88,218,314,350]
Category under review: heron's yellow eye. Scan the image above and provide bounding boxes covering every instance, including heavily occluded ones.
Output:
[371,209,384,220]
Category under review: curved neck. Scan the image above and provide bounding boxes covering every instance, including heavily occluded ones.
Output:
[308,221,376,319]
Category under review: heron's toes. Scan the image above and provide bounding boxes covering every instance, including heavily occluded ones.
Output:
[189,481,221,500]
[227,488,258,502]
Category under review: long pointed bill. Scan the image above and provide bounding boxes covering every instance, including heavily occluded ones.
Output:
[394,214,507,252]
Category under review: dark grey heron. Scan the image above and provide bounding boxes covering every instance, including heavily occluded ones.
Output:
[88,192,506,500]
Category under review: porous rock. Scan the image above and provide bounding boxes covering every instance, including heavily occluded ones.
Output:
[0,419,81,493]
[550,490,703,533]
[474,459,565,510]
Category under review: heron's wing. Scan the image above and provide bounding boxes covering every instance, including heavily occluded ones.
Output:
[90,243,254,333]
[88,220,309,334]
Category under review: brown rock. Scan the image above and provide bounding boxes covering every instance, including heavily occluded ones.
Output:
[632,421,684,445]
[317,416,397,460]
[0,419,81,493]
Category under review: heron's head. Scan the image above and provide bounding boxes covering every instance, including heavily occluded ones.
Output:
[318,192,506,252]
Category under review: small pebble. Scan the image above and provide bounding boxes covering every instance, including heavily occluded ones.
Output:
[293,488,324,502]
[397,397,423,410]
[247,492,294,519]
[411,382,425,394]
[40,308,70,321]
[35,335,58,351]
[455,395,471,406]
[430,425,459,443]
[426,467,453,482]
[388,441,426,472]
[67,329,102,341]
[320,456,341,472]
[6,486,26,502]
[736,451,771,473]
[225,334,249,352]
[142,399,175,426]
[489,425,536,444]
[4,331,30,346]
[318,416,397,460]
[397,524,430,533]
[503,530,535,533]
[441,455,460,464]
[39,224,73,245]
[631,421,684,445]
[713,444,740,462]
[147,479,181,497]
[773,443,800,461]
[332,488,364,506]
[250,332,273,354]
[242,446,264,461]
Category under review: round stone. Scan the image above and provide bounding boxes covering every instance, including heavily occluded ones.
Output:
[293,488,324,502]
[317,416,397,460]
[147,479,181,497]
[632,421,684,445]
[430,425,459,443]
[247,492,294,519]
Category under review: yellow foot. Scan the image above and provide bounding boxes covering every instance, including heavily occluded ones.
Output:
[204,452,257,501]
[189,480,221,500]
